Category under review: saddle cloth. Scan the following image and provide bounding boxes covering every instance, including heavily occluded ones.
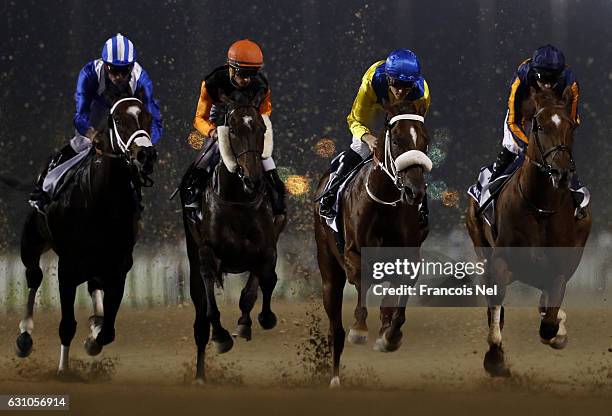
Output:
[467,155,590,230]
[43,135,92,199]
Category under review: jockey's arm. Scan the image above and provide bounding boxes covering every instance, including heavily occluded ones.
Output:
[259,89,273,146]
[569,80,580,125]
[137,69,163,144]
[506,76,530,145]
[193,81,216,139]
[347,68,379,140]
[73,62,98,137]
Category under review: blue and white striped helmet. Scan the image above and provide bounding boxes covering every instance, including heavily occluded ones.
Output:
[101,33,136,66]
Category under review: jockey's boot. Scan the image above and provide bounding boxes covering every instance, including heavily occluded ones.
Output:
[570,175,588,220]
[319,149,362,219]
[183,167,211,223]
[489,147,516,182]
[264,169,287,217]
[28,144,77,213]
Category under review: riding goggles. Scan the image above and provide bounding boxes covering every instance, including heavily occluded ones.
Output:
[387,76,415,90]
[230,65,260,78]
[105,63,133,77]
[534,68,562,84]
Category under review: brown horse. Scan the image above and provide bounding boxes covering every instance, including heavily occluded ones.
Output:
[314,101,432,388]
[466,87,592,377]
[180,97,284,383]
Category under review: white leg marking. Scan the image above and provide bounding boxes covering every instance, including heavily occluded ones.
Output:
[556,309,567,336]
[92,289,104,317]
[58,345,70,372]
[487,306,502,346]
[329,376,341,389]
[19,317,34,334]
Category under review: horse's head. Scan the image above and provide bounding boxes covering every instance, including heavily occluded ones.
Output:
[528,86,576,189]
[101,97,158,186]
[379,101,432,205]
[217,93,268,194]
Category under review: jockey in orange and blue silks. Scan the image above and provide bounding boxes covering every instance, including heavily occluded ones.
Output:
[489,44,587,218]
[319,49,431,221]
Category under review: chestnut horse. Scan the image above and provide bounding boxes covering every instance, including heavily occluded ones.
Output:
[314,102,432,388]
[466,87,591,377]
[16,98,157,374]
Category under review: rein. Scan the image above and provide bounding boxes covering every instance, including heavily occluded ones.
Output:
[366,113,425,206]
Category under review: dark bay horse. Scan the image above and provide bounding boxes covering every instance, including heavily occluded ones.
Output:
[15,98,157,375]
[180,99,284,383]
[314,102,432,388]
[466,87,591,377]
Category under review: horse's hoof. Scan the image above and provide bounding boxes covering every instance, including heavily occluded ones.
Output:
[258,311,277,330]
[232,324,252,341]
[548,335,568,350]
[484,345,511,377]
[213,336,234,354]
[373,333,401,353]
[15,333,33,358]
[329,376,341,389]
[347,328,368,345]
[84,336,103,356]
[192,377,206,386]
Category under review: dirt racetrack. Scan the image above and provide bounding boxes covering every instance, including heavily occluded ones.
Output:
[1,301,611,415]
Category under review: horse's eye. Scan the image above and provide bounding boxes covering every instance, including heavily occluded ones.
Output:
[537,125,543,131]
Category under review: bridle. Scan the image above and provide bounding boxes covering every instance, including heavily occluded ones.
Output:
[528,105,575,176]
[519,104,575,216]
[216,104,266,202]
[365,113,428,206]
[106,97,155,187]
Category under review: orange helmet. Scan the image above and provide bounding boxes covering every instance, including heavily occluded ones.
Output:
[227,39,264,69]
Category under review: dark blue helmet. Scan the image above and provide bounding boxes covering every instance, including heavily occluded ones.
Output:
[385,49,421,83]
[531,44,565,71]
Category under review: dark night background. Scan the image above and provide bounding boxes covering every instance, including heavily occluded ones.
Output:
[2,0,612,252]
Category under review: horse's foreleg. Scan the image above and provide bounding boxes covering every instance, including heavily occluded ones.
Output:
[84,282,104,356]
[16,214,47,358]
[374,306,405,353]
[233,272,258,340]
[57,279,77,375]
[539,278,568,349]
[258,267,278,330]
[348,285,369,345]
[483,255,511,377]
[199,246,233,354]
[186,226,210,383]
[94,276,126,349]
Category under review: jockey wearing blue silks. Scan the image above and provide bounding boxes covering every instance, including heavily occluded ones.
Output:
[29,33,163,212]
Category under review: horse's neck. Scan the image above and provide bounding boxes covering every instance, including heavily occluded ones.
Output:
[366,162,402,202]
[215,165,250,201]
[518,159,566,210]
[90,152,132,206]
